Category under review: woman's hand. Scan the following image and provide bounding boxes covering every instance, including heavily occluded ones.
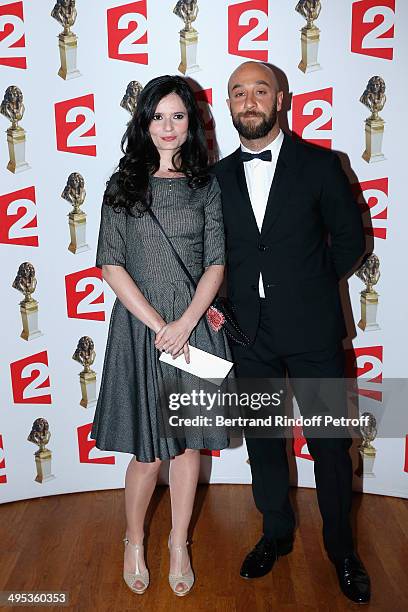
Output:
[155,317,194,362]
[169,341,190,364]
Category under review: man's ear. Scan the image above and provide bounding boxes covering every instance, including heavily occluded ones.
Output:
[226,97,231,111]
[277,91,284,113]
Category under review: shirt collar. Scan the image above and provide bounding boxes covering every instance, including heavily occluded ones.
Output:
[240,129,284,157]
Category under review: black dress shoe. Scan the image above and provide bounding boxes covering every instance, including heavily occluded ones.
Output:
[240,536,277,579]
[333,553,371,604]
[240,533,294,579]
[276,533,294,556]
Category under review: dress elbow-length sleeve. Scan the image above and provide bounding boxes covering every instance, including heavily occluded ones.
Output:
[95,174,127,269]
[203,176,226,268]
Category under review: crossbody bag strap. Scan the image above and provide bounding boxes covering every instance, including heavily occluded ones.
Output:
[147,208,198,289]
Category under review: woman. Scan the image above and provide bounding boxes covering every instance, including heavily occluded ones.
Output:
[90,75,232,596]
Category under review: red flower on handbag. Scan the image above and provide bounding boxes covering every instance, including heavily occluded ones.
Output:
[206,305,225,332]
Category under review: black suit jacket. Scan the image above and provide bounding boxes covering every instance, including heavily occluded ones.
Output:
[211,133,366,353]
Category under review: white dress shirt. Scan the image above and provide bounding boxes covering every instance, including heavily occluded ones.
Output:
[241,129,284,297]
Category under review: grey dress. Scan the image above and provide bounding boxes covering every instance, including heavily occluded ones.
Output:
[90,173,232,462]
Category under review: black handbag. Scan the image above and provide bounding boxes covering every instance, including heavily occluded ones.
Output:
[147,208,251,347]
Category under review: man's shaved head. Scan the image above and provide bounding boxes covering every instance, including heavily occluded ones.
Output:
[226,61,283,146]
[227,61,280,97]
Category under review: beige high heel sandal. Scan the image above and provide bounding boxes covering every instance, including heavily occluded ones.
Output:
[123,536,149,595]
[168,533,195,596]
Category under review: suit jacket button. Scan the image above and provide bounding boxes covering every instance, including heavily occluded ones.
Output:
[258,244,267,251]
[251,285,257,291]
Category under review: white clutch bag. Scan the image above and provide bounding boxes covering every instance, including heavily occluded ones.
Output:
[159,344,234,385]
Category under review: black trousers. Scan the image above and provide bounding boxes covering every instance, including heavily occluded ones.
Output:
[232,301,354,560]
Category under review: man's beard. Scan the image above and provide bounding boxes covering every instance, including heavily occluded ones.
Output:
[232,103,277,140]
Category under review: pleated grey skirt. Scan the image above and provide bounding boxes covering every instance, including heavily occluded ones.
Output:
[90,281,233,462]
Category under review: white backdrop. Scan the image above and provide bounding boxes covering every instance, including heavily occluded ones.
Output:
[1,0,407,504]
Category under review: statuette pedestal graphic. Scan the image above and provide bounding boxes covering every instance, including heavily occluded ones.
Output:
[68,211,90,254]
[6,126,30,173]
[35,449,56,483]
[79,370,97,409]
[362,118,386,163]
[358,291,380,332]
[57,32,81,80]
[178,29,200,75]
[358,445,376,478]
[299,26,321,73]
[19,298,43,341]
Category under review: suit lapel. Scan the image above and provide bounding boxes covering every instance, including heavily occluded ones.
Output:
[227,148,260,239]
[260,132,297,236]
[224,134,297,238]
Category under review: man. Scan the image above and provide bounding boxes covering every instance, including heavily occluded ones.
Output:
[212,61,371,604]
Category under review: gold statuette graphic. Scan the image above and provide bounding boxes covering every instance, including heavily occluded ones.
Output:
[358,412,377,478]
[355,253,381,332]
[0,85,30,173]
[12,262,43,341]
[28,418,56,483]
[51,0,81,80]
[174,0,200,75]
[61,172,90,254]
[360,76,386,163]
[73,336,97,408]
[120,81,144,115]
[295,0,322,73]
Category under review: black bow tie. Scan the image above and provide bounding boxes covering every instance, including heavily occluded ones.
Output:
[241,150,272,162]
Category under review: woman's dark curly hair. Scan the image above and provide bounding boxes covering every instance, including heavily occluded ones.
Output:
[104,75,211,217]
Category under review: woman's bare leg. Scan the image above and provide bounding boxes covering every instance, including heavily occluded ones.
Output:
[168,449,201,592]
[124,456,162,588]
